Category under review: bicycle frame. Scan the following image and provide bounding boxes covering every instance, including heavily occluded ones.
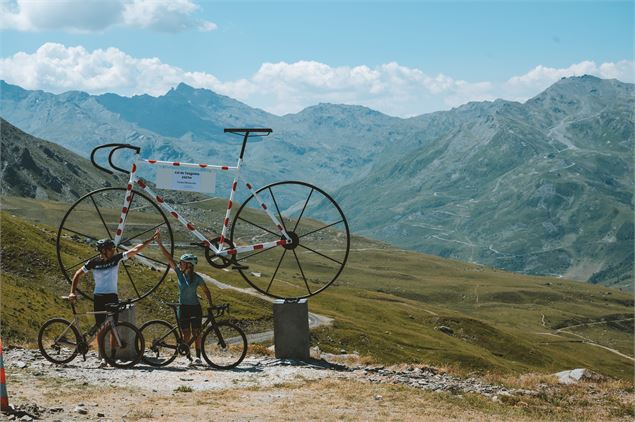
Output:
[63,305,124,347]
[151,308,224,352]
[112,150,293,258]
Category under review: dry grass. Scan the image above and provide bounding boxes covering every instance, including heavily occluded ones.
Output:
[248,343,275,356]
[10,366,635,421]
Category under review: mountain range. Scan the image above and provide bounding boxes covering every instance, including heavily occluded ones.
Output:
[1,76,632,288]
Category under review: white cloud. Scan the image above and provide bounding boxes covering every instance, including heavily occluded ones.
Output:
[0,43,633,117]
[0,0,216,33]
[503,60,635,101]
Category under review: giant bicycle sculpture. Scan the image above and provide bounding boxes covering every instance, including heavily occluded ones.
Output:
[55,128,351,302]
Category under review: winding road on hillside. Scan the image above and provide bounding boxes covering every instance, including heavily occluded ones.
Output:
[537,317,635,362]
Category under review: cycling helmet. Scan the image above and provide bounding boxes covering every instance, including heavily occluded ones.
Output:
[179,253,198,265]
[96,239,115,251]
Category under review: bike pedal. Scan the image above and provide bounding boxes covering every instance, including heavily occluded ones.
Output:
[232,265,249,270]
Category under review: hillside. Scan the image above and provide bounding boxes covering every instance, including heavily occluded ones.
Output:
[332,76,634,288]
[2,201,633,380]
[0,118,122,201]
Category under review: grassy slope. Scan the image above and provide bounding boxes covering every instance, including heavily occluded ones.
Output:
[1,197,633,381]
[0,209,273,345]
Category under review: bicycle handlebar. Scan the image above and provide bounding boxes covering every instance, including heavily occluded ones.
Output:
[90,143,141,175]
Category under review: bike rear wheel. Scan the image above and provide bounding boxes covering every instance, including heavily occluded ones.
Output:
[231,181,350,300]
[200,322,247,369]
[99,321,145,368]
[38,318,80,364]
[140,320,179,367]
[56,187,174,303]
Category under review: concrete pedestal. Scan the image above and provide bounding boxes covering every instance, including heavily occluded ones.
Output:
[100,304,138,361]
[273,299,310,360]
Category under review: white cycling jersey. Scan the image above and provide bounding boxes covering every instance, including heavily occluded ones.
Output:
[82,252,129,294]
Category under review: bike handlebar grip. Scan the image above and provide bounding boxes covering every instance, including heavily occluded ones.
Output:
[108,146,132,174]
[91,145,114,175]
[90,143,141,175]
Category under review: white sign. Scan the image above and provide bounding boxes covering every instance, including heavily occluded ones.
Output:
[156,167,216,193]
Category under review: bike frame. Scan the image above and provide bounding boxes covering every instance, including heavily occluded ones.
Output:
[62,306,124,347]
[112,150,292,259]
[151,307,225,353]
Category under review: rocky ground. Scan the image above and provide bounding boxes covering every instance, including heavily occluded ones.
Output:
[2,347,633,421]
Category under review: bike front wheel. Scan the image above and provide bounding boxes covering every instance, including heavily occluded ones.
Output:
[231,181,350,300]
[38,318,81,364]
[140,320,179,367]
[200,322,247,369]
[99,321,145,368]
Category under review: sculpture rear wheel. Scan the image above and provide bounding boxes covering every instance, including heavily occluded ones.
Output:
[56,187,174,303]
[230,181,350,300]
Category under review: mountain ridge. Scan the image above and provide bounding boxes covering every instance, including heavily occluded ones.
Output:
[1,76,632,286]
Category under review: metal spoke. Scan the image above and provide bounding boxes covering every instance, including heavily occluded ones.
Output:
[121,261,141,299]
[236,245,278,262]
[66,252,101,271]
[299,219,344,239]
[297,244,343,266]
[118,245,170,269]
[293,250,311,295]
[61,227,100,242]
[266,249,287,294]
[269,187,287,231]
[90,195,113,240]
[293,188,314,232]
[236,216,278,237]
[119,221,167,245]
[133,253,170,269]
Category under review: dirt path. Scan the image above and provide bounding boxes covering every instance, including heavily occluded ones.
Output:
[545,318,635,362]
[2,348,533,422]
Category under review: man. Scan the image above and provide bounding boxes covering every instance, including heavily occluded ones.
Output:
[68,234,157,366]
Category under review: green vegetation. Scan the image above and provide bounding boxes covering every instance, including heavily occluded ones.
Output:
[0,209,273,344]
[1,198,633,381]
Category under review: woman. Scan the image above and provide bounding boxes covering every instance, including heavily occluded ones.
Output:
[155,230,213,365]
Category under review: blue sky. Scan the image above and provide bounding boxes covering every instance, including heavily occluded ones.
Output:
[1,1,633,116]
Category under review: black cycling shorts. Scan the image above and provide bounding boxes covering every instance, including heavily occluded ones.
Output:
[93,293,119,326]
[178,304,202,330]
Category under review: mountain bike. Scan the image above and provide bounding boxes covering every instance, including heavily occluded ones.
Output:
[37,297,144,368]
[141,303,247,369]
[56,128,350,302]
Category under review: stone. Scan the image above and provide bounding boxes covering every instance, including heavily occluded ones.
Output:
[554,368,606,384]
[15,361,27,369]
[74,406,88,415]
[435,326,454,335]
